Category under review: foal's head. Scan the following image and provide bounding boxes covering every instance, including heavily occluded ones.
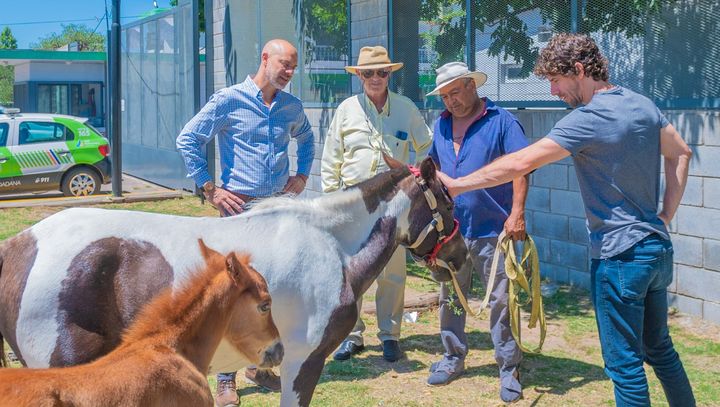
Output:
[199,241,283,368]
[386,155,469,282]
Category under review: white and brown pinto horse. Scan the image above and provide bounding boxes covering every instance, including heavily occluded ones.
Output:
[0,241,280,407]
[0,157,466,407]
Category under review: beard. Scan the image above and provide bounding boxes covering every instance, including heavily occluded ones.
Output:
[266,70,288,90]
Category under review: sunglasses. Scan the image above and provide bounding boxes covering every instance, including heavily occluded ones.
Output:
[360,69,391,79]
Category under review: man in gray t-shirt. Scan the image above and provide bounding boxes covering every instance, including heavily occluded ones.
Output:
[439,34,695,406]
[546,85,670,259]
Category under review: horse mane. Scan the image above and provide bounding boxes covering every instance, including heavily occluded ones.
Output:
[244,167,413,224]
[120,251,233,344]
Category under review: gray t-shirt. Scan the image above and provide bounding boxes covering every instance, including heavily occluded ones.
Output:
[547,86,669,259]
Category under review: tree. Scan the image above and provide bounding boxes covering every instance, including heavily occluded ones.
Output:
[293,0,348,58]
[0,27,17,49]
[0,26,17,106]
[419,0,669,77]
[32,24,105,51]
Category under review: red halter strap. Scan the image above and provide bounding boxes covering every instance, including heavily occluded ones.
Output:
[425,219,460,266]
[406,164,460,267]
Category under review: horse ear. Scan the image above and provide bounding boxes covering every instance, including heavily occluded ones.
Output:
[225,251,252,288]
[420,157,437,182]
[382,153,404,170]
[198,239,221,261]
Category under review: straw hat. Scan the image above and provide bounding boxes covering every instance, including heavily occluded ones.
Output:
[345,46,403,75]
[426,62,487,96]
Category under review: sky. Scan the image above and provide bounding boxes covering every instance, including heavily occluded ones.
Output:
[0,0,174,49]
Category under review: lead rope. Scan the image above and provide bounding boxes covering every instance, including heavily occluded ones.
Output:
[447,231,547,354]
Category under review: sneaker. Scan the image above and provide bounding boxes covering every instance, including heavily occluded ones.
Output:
[382,340,403,362]
[214,378,239,407]
[427,356,464,386]
[499,369,523,403]
[333,339,365,361]
[244,367,281,392]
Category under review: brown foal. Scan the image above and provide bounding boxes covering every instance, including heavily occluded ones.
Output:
[0,240,282,407]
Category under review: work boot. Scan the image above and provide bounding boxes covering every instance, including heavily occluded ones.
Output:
[244,367,281,392]
[499,369,523,403]
[427,356,464,386]
[214,378,239,407]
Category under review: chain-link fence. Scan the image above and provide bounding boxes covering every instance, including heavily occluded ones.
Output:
[392,0,718,109]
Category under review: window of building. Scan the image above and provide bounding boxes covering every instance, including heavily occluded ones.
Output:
[37,84,68,115]
[37,83,104,127]
[502,64,525,83]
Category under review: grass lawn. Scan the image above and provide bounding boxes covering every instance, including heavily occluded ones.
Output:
[2,197,719,406]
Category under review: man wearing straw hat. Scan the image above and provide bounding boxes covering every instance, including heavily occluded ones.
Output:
[321,45,432,362]
[425,61,529,403]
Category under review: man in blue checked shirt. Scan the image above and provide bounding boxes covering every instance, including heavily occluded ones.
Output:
[177,38,314,407]
[177,38,314,217]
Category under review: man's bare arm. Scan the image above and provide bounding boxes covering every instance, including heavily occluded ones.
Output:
[658,123,692,224]
[439,138,570,197]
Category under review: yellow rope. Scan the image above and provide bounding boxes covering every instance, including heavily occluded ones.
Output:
[448,231,546,354]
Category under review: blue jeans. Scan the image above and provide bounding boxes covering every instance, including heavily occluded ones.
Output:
[591,234,695,407]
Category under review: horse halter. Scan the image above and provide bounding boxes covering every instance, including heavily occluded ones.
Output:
[406,165,460,270]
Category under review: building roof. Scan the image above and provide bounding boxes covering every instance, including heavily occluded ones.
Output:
[0,49,106,66]
[0,48,205,66]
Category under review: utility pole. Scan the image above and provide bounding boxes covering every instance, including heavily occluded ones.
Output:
[110,0,122,197]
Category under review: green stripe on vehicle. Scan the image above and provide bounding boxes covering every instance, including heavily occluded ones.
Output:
[31,151,45,166]
[22,152,37,167]
[15,153,28,168]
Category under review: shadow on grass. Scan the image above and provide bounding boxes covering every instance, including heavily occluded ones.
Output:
[314,286,604,393]
[541,285,595,321]
[465,353,606,397]
[315,330,605,397]
[316,331,493,384]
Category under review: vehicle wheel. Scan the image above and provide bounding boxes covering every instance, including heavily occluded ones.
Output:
[61,167,101,197]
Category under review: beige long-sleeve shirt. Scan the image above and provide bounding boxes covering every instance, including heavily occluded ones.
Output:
[320,92,432,192]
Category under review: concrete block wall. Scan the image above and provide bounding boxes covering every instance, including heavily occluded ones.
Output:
[212,0,228,90]
[665,110,720,323]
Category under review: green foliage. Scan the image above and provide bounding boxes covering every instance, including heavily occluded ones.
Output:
[419,0,670,77]
[293,0,348,59]
[170,0,205,32]
[0,66,13,106]
[0,26,16,106]
[0,27,17,49]
[31,24,105,51]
